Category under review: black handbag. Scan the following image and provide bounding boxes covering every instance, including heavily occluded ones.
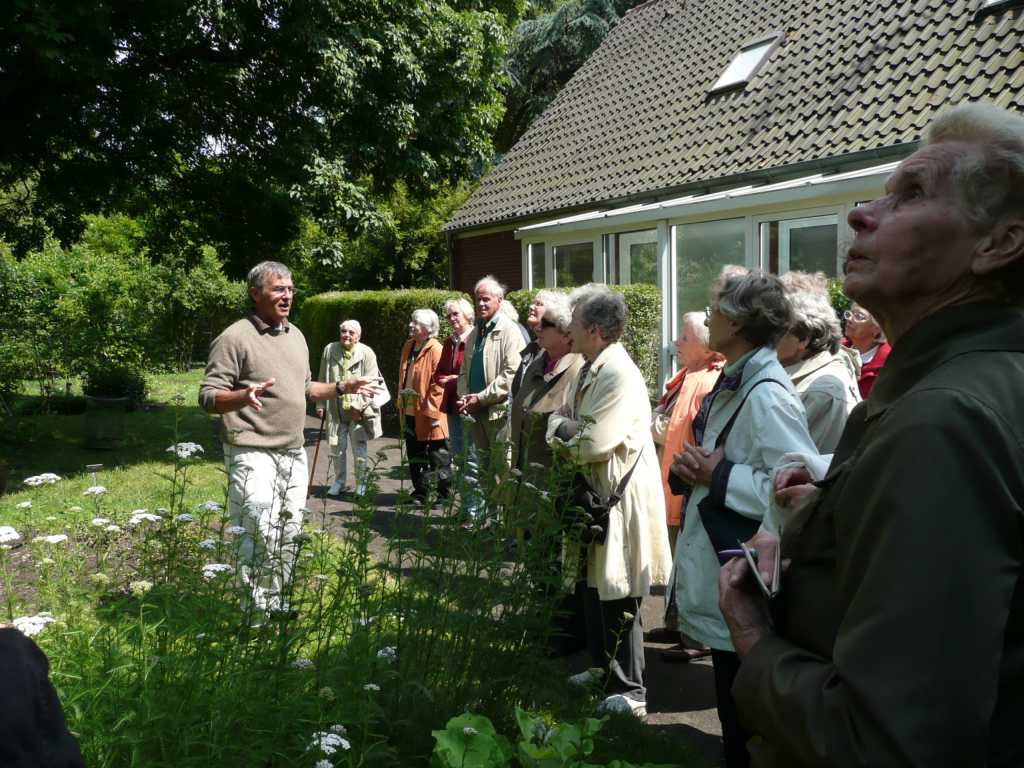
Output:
[696,379,783,552]
[566,447,645,545]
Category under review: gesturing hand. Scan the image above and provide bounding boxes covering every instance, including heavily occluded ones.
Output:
[246,378,275,411]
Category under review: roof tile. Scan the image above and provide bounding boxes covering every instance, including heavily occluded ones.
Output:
[447,0,1024,231]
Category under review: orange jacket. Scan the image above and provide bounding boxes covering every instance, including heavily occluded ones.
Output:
[398,338,448,441]
[658,364,722,526]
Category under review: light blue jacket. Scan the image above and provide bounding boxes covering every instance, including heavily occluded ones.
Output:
[673,346,818,651]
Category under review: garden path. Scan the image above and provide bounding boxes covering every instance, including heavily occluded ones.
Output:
[301,416,724,766]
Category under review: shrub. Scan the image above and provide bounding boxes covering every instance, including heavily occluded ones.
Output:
[83,364,149,407]
[507,284,662,396]
[299,288,471,394]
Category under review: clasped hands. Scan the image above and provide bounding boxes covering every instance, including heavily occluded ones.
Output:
[669,442,724,486]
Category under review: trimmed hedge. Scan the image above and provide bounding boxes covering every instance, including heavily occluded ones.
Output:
[507,284,662,396]
[300,284,664,400]
[298,289,470,396]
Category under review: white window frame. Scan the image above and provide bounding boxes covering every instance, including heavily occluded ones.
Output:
[750,204,856,276]
[521,234,602,289]
[617,229,658,285]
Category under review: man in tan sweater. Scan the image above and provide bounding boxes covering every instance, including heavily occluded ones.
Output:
[199,261,378,617]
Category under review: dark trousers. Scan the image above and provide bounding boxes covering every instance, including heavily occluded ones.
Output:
[583,588,645,700]
[404,425,451,501]
[711,649,752,768]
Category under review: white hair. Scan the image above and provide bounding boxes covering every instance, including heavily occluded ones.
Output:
[540,292,573,332]
[410,308,439,338]
[443,297,473,322]
[681,311,709,347]
[924,102,1024,302]
[474,274,506,300]
[339,319,361,336]
[499,301,519,322]
[569,283,626,342]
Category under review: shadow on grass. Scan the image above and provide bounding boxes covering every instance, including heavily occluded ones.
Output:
[1,401,222,482]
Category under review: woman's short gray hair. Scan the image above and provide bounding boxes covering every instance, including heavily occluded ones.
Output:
[716,270,793,347]
[541,292,573,332]
[787,291,841,356]
[411,309,440,338]
[247,261,291,290]
[569,283,627,342]
[924,102,1024,303]
[339,319,362,336]
[533,289,562,307]
[443,298,474,322]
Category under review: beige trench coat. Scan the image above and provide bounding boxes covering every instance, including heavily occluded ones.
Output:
[547,342,672,600]
[318,341,383,443]
[457,312,524,422]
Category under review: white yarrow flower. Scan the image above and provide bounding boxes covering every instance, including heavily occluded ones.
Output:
[463,726,480,737]
[363,683,380,692]
[198,538,218,550]
[315,761,333,768]
[33,534,68,545]
[16,501,32,510]
[128,512,162,526]
[199,500,223,512]
[13,612,56,637]
[166,442,204,459]
[105,524,122,534]
[0,526,22,546]
[226,525,247,535]
[129,580,153,596]
[83,486,107,496]
[91,517,111,527]
[175,513,194,523]
[376,646,397,661]
[24,473,61,486]
[201,563,233,580]
[290,658,314,670]
[309,732,351,755]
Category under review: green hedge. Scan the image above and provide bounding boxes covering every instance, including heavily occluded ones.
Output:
[301,284,664,400]
[507,284,662,396]
[298,289,471,395]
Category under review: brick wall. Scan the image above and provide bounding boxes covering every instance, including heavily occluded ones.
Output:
[451,229,522,292]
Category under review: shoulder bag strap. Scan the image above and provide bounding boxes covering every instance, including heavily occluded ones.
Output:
[714,378,787,449]
[607,444,646,506]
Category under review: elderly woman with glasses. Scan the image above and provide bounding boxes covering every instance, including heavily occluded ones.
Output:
[775,273,861,454]
[842,303,891,398]
[547,284,672,720]
[670,268,817,768]
[398,309,450,503]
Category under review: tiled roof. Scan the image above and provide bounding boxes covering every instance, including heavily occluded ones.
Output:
[446,0,1024,232]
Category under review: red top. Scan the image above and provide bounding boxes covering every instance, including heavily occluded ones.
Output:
[434,333,467,412]
[856,341,892,399]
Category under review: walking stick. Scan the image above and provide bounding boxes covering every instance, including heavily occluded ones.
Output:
[308,410,327,498]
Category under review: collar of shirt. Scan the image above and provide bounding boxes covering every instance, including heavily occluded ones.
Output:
[248,314,289,334]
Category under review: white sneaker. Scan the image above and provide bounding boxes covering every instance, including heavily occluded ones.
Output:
[327,480,345,496]
[568,667,605,688]
[597,694,647,719]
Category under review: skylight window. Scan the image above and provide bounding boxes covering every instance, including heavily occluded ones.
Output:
[710,34,781,93]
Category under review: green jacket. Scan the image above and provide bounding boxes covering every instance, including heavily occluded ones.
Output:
[735,303,1024,767]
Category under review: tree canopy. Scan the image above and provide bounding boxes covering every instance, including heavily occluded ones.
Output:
[0,0,519,273]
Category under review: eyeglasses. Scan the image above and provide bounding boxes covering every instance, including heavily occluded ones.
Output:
[843,310,869,322]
